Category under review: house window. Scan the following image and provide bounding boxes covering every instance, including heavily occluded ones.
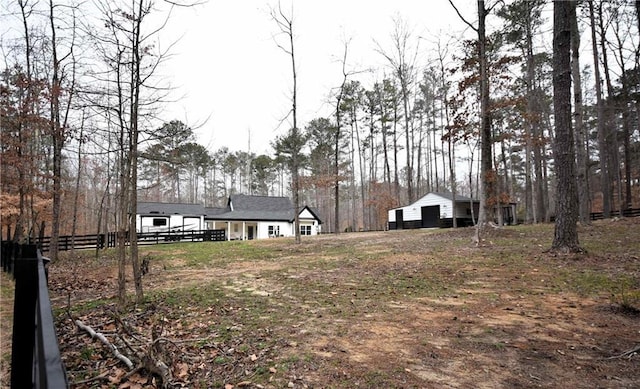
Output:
[268,225,280,237]
[152,218,167,226]
[234,224,239,232]
[300,225,312,236]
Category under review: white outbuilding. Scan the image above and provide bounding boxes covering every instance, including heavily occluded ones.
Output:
[388,192,480,229]
[388,192,517,229]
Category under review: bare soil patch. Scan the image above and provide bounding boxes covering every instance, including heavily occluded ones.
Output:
[2,219,639,388]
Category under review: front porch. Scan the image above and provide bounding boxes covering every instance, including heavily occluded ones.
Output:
[206,221,258,241]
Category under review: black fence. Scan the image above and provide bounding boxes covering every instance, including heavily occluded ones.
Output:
[137,228,226,245]
[35,232,110,252]
[1,243,68,388]
[590,208,640,220]
[16,229,228,253]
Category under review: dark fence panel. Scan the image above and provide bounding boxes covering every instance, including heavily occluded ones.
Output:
[34,233,108,252]
[137,229,226,245]
[590,208,640,220]
[2,229,229,253]
[3,243,68,389]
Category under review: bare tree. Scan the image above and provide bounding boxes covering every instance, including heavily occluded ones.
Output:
[596,1,624,215]
[333,40,350,234]
[449,0,499,244]
[569,0,591,224]
[435,38,458,228]
[47,0,80,260]
[376,17,419,203]
[271,2,301,243]
[12,0,38,244]
[88,0,180,305]
[588,0,611,218]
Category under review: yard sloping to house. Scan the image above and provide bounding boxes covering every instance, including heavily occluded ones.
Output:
[3,218,639,388]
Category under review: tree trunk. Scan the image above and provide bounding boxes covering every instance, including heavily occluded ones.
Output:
[597,2,623,215]
[476,0,495,244]
[611,18,633,210]
[350,120,357,231]
[402,82,414,203]
[433,113,439,192]
[48,0,62,261]
[14,0,34,245]
[71,119,84,250]
[524,41,534,224]
[570,0,591,224]
[532,85,547,223]
[354,111,367,231]
[636,1,640,33]
[551,0,581,252]
[117,137,128,306]
[589,0,612,217]
[621,104,631,210]
[440,55,456,228]
[130,0,144,303]
[392,107,401,202]
[334,96,344,235]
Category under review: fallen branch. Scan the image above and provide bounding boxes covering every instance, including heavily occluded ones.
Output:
[71,371,111,386]
[608,345,640,360]
[75,319,134,369]
[144,324,173,388]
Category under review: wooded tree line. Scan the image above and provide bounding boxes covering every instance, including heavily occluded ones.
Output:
[2,0,640,255]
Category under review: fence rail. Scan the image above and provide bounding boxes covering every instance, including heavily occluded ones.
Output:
[1,243,68,388]
[590,208,640,220]
[14,229,228,253]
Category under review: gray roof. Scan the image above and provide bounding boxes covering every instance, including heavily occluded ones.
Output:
[139,195,322,223]
[390,192,479,211]
[230,194,293,213]
[204,206,229,216]
[432,192,478,203]
[138,202,205,216]
[208,194,296,222]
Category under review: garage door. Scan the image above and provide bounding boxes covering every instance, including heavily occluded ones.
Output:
[421,205,440,228]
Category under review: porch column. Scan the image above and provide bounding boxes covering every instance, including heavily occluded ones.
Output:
[227,222,231,241]
[242,221,246,240]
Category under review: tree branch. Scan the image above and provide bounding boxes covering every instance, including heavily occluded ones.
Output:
[75,319,134,369]
[448,0,478,32]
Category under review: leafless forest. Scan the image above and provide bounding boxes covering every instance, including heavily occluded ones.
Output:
[2,0,639,245]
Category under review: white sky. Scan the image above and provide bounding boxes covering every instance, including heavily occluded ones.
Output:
[159,0,470,155]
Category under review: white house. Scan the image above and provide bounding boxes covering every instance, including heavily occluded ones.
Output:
[205,194,323,240]
[137,194,323,240]
[388,192,517,230]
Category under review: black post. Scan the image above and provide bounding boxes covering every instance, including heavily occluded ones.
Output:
[10,244,38,389]
[1,242,13,272]
[34,250,68,388]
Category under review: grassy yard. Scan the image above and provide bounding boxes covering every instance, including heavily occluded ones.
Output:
[2,218,639,388]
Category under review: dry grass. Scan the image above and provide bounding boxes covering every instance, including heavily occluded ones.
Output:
[2,218,639,388]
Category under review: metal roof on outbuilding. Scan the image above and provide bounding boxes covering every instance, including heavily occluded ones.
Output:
[137,202,205,216]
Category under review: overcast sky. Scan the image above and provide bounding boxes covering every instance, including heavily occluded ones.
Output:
[159,0,471,155]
